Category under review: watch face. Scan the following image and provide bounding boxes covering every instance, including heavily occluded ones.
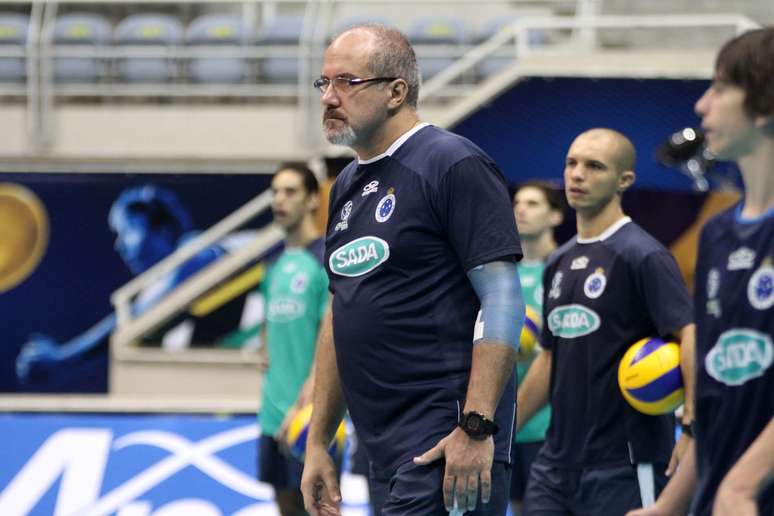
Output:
[467,415,482,432]
[460,412,498,439]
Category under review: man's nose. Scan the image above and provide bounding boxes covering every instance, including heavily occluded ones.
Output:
[695,88,710,116]
[570,165,587,181]
[321,85,340,106]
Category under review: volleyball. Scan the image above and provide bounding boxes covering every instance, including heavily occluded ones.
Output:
[518,305,542,359]
[286,404,347,460]
[618,337,684,415]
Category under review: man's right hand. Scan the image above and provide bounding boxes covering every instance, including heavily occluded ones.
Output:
[300,444,342,516]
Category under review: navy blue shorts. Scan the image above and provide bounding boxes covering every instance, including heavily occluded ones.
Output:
[510,441,543,501]
[523,458,668,516]
[369,460,511,515]
[257,434,305,490]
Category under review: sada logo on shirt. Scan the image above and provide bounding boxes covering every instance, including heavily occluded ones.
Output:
[329,236,390,277]
[547,304,600,338]
[705,329,772,386]
[268,297,306,322]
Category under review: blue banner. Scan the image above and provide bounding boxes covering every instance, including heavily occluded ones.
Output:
[0,413,369,516]
[0,173,272,394]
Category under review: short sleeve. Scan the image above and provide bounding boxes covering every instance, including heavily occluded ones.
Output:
[540,264,555,351]
[260,261,271,298]
[637,251,694,336]
[433,156,522,270]
[315,264,330,320]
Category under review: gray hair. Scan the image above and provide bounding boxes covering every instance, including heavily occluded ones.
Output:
[342,24,421,109]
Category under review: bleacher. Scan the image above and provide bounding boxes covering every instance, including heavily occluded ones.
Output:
[0,0,763,169]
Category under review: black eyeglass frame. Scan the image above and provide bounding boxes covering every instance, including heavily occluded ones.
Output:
[313,76,398,94]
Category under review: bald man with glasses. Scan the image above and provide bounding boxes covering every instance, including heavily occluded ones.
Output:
[300,24,525,516]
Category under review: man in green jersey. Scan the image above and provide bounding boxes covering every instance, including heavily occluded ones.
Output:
[258,162,329,516]
[510,181,564,515]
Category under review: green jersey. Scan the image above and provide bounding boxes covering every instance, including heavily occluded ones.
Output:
[516,259,552,443]
[260,241,329,437]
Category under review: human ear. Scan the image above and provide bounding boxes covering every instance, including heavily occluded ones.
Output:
[618,170,635,192]
[388,79,409,110]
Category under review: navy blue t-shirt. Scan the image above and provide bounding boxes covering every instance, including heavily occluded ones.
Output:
[324,124,522,473]
[691,205,774,516]
[540,218,693,468]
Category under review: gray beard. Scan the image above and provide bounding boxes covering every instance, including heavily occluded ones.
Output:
[325,125,357,147]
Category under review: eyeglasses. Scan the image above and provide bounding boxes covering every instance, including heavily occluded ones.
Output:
[313,76,397,95]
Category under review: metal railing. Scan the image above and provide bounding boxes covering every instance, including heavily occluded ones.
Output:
[49,3,757,361]
[421,12,760,127]
[110,187,284,360]
[2,0,563,151]
[2,4,760,154]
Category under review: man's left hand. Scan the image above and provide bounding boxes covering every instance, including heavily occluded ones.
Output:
[413,426,494,512]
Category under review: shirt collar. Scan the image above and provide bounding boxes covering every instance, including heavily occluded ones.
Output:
[735,202,774,224]
[576,216,632,244]
[358,122,430,165]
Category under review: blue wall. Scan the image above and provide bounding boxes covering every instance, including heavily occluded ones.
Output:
[453,77,712,191]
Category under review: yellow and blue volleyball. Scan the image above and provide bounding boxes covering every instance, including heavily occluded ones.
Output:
[286,404,347,461]
[618,337,684,415]
[518,305,542,359]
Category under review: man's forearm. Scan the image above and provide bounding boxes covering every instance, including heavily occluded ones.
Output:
[307,308,347,448]
[655,439,698,515]
[516,350,552,431]
[463,341,517,419]
[677,324,696,424]
[721,418,774,498]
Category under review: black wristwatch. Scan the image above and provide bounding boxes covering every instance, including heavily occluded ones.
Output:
[681,421,695,438]
[458,411,499,440]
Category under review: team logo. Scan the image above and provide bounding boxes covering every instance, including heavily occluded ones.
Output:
[329,236,390,277]
[290,271,308,294]
[571,256,589,270]
[707,268,720,298]
[334,200,353,232]
[706,267,722,317]
[727,247,756,271]
[534,284,544,308]
[548,272,563,300]
[520,275,537,288]
[583,268,607,299]
[362,180,379,197]
[747,264,774,310]
[547,304,600,338]
[705,328,773,386]
[706,300,722,318]
[375,189,396,223]
[268,297,305,322]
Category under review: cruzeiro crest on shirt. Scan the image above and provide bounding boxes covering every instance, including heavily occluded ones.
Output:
[705,328,773,386]
[329,236,390,277]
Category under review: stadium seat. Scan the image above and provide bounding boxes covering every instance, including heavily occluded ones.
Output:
[476,16,547,77]
[407,16,469,81]
[114,13,184,83]
[0,13,29,82]
[186,13,250,83]
[256,14,303,83]
[53,13,112,82]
